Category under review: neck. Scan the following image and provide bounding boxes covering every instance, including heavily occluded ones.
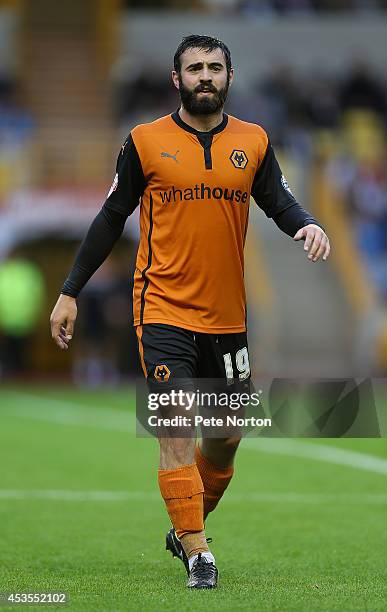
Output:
[178,106,224,132]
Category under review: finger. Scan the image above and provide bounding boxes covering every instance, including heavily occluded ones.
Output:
[60,325,71,343]
[304,230,316,253]
[308,233,323,260]
[323,240,331,261]
[293,227,306,242]
[54,335,68,350]
[51,318,62,342]
[312,239,327,262]
[65,319,74,340]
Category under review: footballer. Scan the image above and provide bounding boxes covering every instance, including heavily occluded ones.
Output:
[50,35,330,589]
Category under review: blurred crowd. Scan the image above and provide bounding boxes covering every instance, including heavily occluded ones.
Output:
[327,123,387,300]
[248,61,387,300]
[0,77,34,152]
[341,156,387,299]
[0,76,35,202]
[114,59,387,141]
[125,0,387,13]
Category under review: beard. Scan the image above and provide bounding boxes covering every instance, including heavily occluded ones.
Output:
[178,74,230,115]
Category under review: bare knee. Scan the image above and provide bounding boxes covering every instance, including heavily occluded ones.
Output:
[159,436,196,469]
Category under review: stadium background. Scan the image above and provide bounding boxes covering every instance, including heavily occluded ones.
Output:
[0,1,386,610]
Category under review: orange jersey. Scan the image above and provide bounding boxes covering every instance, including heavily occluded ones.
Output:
[131,113,267,333]
[62,111,319,331]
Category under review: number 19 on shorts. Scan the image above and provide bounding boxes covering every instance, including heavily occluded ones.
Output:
[223,347,250,384]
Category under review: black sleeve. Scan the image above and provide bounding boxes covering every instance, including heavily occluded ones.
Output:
[251,142,324,237]
[61,134,146,298]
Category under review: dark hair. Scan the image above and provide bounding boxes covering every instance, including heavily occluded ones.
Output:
[173,34,232,75]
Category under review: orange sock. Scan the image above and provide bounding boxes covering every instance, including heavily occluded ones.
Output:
[158,463,204,539]
[195,444,234,520]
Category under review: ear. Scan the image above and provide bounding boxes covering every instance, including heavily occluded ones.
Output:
[171,70,180,90]
[228,67,234,87]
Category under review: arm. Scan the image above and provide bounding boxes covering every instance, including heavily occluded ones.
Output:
[251,142,330,262]
[50,135,146,349]
[60,206,127,299]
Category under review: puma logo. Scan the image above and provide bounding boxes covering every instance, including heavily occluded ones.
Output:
[161,150,179,163]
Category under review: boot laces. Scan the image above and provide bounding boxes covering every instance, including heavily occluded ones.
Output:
[191,553,216,579]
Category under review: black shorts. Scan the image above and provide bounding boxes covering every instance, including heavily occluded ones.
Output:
[136,323,250,388]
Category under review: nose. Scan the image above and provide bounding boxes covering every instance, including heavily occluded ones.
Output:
[200,67,212,82]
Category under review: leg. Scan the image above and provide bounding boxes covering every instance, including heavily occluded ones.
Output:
[200,435,241,469]
[158,432,209,558]
[196,436,241,521]
[137,324,211,562]
[157,403,210,557]
[159,434,196,470]
[195,330,250,520]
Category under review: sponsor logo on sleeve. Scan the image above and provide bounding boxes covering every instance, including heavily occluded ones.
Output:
[107,173,118,198]
[281,174,294,196]
[121,139,128,154]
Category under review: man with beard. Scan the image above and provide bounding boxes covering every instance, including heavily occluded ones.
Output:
[50,35,330,589]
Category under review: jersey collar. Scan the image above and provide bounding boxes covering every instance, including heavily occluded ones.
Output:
[171,109,228,136]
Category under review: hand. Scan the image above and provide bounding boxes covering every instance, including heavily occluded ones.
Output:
[50,294,77,350]
[293,224,330,262]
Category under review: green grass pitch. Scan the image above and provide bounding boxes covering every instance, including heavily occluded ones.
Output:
[0,385,386,611]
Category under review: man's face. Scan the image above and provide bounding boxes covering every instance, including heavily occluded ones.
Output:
[172,47,233,115]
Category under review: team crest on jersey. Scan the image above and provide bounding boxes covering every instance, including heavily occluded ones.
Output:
[281,174,294,196]
[107,173,118,198]
[154,364,171,382]
[230,149,248,169]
